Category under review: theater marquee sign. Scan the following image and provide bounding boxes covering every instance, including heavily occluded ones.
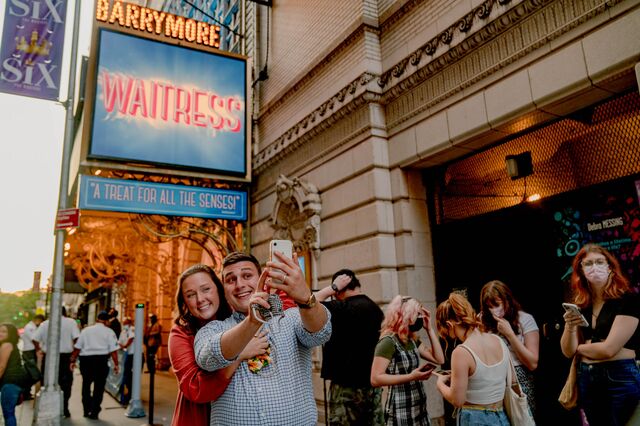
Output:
[95,0,221,49]
[80,0,250,181]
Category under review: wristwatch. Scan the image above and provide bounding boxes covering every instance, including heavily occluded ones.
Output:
[331,282,339,293]
[297,292,317,309]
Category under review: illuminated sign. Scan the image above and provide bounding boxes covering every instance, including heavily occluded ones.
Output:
[95,0,220,48]
[87,29,247,175]
[79,175,247,220]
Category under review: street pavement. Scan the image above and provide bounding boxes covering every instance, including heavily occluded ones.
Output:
[15,370,178,426]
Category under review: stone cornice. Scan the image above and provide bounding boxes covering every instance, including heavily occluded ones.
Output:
[253,0,624,175]
[376,0,520,91]
[253,72,379,172]
[258,21,380,119]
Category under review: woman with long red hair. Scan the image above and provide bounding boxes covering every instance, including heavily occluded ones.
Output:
[560,243,640,426]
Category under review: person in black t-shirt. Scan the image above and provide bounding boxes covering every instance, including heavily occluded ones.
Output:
[560,243,640,426]
[317,269,385,426]
[108,308,121,339]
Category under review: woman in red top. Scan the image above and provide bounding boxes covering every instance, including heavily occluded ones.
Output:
[168,264,268,426]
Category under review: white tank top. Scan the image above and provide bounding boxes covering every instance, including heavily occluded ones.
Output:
[458,335,509,404]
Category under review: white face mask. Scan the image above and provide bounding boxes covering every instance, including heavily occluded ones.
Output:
[585,264,610,285]
[489,306,504,318]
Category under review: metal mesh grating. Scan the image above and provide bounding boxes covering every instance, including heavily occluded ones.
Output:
[432,91,640,224]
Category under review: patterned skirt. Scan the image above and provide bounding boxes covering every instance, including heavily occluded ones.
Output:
[514,364,536,416]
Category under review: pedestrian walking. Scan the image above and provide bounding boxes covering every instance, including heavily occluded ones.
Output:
[109,308,122,339]
[70,310,119,420]
[144,313,162,372]
[20,314,43,366]
[118,316,135,405]
[316,269,385,426]
[20,313,43,399]
[33,307,80,417]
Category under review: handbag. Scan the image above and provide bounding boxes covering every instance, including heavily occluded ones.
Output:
[558,356,578,410]
[504,353,536,426]
[22,357,42,386]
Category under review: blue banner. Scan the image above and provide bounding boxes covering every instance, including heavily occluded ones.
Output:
[0,0,67,100]
[79,176,246,221]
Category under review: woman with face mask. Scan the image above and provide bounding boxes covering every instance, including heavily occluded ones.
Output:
[560,243,640,426]
[371,295,445,425]
[479,280,539,417]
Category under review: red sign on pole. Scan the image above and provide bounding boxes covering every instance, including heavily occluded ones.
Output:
[55,208,79,231]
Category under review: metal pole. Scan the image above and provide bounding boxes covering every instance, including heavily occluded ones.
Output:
[33,0,82,424]
[126,304,146,417]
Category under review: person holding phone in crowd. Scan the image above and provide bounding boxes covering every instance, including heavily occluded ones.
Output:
[194,251,331,426]
[479,280,539,416]
[560,243,640,426]
[317,269,385,426]
[371,295,444,425]
[435,292,511,426]
[168,264,268,426]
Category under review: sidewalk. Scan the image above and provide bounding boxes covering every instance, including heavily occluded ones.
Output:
[16,370,178,426]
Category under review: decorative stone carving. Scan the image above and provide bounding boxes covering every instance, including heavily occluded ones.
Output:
[254,0,622,176]
[271,175,321,257]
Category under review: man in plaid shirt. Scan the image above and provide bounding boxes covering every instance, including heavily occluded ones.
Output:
[195,251,331,426]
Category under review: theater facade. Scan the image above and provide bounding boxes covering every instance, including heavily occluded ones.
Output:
[246,0,640,422]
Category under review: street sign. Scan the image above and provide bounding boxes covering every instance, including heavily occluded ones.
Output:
[55,208,79,230]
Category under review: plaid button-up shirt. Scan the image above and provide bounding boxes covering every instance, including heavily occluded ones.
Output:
[195,307,332,425]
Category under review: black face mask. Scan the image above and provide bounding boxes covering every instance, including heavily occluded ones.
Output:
[409,317,423,332]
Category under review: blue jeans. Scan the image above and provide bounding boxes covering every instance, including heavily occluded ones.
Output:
[577,359,640,426]
[456,407,510,426]
[1,383,23,426]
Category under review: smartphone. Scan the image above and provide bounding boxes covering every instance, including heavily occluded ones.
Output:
[269,240,293,284]
[433,369,451,376]
[562,303,589,327]
[419,363,436,372]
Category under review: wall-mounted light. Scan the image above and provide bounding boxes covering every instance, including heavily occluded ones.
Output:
[505,151,533,180]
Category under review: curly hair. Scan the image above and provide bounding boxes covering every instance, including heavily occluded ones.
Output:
[570,243,630,309]
[380,295,422,344]
[479,280,522,335]
[436,292,480,343]
[174,264,232,334]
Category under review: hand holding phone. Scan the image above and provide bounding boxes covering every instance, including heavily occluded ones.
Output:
[419,363,436,372]
[269,240,293,285]
[433,368,451,377]
[562,303,589,327]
